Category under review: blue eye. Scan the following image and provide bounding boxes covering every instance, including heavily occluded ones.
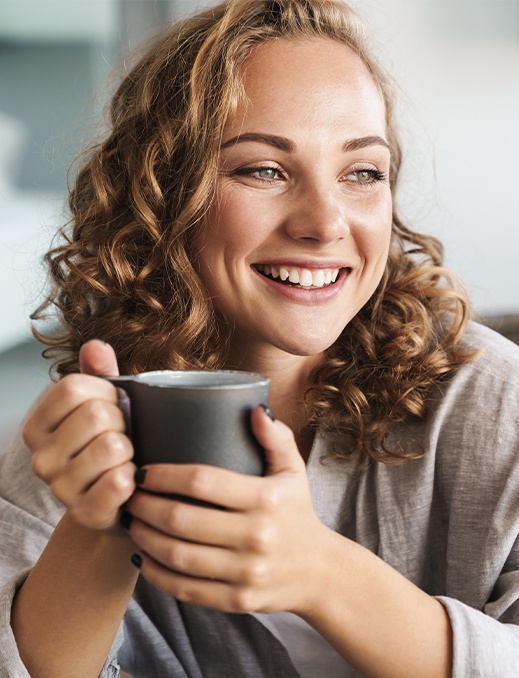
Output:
[235,166,282,181]
[256,168,279,180]
[346,169,387,184]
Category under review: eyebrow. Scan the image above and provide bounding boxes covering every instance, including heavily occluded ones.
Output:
[221,133,295,152]
[342,135,390,153]
[220,133,390,153]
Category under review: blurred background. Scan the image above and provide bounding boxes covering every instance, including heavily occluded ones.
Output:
[1,0,518,442]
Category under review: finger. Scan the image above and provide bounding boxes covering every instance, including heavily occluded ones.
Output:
[135,464,263,511]
[23,373,120,444]
[79,339,120,377]
[33,401,126,482]
[53,400,126,459]
[129,519,238,581]
[51,430,134,503]
[133,551,258,614]
[69,461,136,531]
[126,491,246,548]
[250,406,306,476]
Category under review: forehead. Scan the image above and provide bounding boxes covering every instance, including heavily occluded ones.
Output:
[225,37,387,139]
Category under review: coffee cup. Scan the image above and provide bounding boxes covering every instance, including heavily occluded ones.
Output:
[106,370,270,476]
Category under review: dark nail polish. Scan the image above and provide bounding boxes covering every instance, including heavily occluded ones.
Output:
[120,511,133,532]
[134,468,147,485]
[131,553,142,569]
[262,405,275,421]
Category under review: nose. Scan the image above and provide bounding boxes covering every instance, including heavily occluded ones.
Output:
[283,183,349,244]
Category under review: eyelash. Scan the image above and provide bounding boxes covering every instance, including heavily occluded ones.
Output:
[233,166,388,185]
[234,166,283,182]
[347,169,388,185]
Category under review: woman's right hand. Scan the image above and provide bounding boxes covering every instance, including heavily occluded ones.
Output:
[22,340,136,533]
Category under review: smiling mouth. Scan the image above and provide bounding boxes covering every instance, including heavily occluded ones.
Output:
[254,264,343,289]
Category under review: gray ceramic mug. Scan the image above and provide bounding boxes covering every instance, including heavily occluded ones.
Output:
[106,370,270,476]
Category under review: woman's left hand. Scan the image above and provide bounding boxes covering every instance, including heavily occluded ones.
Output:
[123,406,328,615]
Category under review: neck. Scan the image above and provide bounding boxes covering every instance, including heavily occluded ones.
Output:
[225,345,324,461]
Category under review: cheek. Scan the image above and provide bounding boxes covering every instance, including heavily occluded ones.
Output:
[202,192,263,253]
[354,196,393,259]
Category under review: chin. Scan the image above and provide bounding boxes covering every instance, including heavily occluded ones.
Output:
[272,328,345,358]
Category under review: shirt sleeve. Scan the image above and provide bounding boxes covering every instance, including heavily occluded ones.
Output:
[437,595,519,678]
[0,565,125,677]
[0,422,126,677]
[432,327,519,677]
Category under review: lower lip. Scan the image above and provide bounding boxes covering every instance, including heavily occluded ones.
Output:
[252,267,350,303]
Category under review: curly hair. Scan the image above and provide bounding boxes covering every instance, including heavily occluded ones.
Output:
[33,0,473,465]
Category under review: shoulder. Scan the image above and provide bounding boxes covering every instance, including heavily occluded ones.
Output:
[458,319,519,380]
[440,320,519,406]
[425,320,519,476]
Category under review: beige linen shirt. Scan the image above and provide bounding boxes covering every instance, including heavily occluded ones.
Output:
[0,321,518,677]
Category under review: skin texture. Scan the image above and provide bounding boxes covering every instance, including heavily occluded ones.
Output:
[196,38,392,364]
[13,38,452,678]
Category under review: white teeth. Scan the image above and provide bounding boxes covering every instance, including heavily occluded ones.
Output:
[313,269,325,288]
[299,269,313,287]
[257,265,341,288]
[289,269,300,284]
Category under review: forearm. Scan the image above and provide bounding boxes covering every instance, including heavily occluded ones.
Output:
[299,531,452,678]
[11,512,139,678]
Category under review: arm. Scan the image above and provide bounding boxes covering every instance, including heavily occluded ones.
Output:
[123,409,453,678]
[12,515,138,678]
[11,341,138,678]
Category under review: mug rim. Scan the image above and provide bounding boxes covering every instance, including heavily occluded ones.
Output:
[106,370,270,389]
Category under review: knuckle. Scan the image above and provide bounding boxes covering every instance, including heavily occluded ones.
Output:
[278,421,297,443]
[94,431,130,466]
[164,503,188,534]
[105,468,134,498]
[230,587,257,614]
[186,466,213,498]
[31,452,52,482]
[243,557,269,587]
[22,419,36,449]
[59,373,87,400]
[247,520,274,554]
[256,485,280,514]
[83,399,110,430]
[165,543,188,572]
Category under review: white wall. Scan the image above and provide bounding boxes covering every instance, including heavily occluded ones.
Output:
[349,0,519,315]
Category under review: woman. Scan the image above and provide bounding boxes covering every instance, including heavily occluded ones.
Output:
[1,1,518,676]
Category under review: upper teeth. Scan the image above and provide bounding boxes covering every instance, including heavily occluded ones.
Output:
[256,264,340,288]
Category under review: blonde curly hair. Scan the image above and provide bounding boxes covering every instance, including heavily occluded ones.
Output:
[33,0,473,464]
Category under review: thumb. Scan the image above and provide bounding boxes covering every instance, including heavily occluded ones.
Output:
[251,406,306,476]
[79,339,120,377]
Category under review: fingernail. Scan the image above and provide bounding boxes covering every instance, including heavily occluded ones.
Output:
[120,511,133,532]
[134,468,147,485]
[261,405,275,421]
[131,553,142,569]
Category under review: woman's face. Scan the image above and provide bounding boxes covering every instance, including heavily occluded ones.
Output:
[195,37,392,361]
